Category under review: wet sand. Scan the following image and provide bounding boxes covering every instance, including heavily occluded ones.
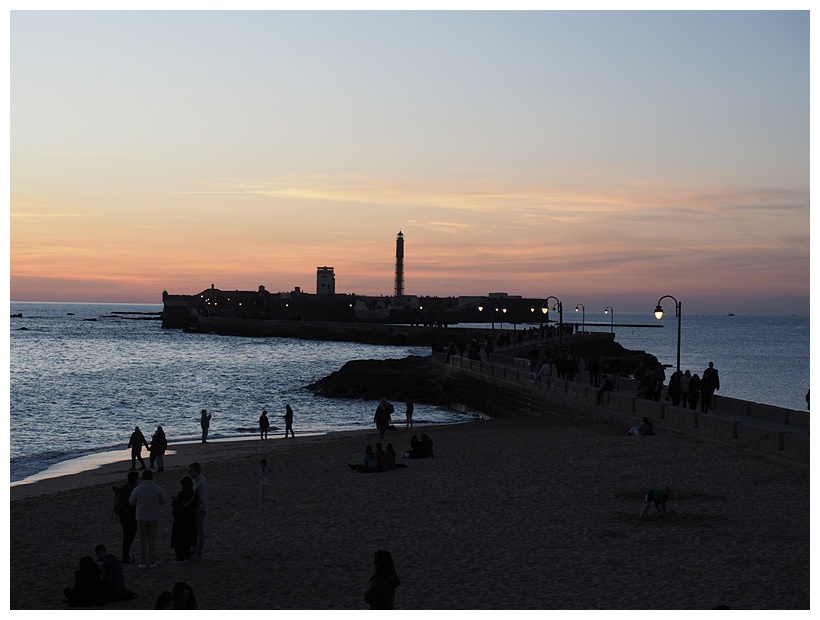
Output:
[9,415,810,609]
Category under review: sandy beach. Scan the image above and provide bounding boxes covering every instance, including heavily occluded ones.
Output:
[9,414,810,610]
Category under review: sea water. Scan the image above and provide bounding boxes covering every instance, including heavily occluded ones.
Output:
[8,302,474,483]
[9,303,809,483]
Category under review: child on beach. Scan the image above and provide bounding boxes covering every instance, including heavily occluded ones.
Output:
[257,459,272,508]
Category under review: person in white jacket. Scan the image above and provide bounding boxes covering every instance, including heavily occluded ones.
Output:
[128,469,166,568]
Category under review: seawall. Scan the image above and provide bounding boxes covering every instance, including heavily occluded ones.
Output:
[435,352,809,464]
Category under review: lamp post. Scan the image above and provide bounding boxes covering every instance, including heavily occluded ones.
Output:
[575,303,585,335]
[604,306,614,334]
[543,296,563,351]
[654,295,682,373]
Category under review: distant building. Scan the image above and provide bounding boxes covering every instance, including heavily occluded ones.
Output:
[317,266,335,296]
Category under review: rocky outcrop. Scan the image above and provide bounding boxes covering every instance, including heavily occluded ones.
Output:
[306,356,458,405]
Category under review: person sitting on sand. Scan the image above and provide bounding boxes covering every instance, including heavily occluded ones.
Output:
[420,433,434,457]
[154,590,175,609]
[375,443,388,470]
[171,581,198,609]
[628,417,654,436]
[349,445,381,472]
[640,487,671,520]
[94,544,135,601]
[364,549,400,610]
[63,556,108,607]
[385,443,408,470]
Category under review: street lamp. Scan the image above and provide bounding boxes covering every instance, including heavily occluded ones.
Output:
[575,303,585,334]
[654,295,682,373]
[543,296,563,350]
[604,306,614,334]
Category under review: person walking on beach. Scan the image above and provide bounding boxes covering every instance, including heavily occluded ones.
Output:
[114,471,139,564]
[364,549,400,609]
[259,410,270,440]
[150,426,167,471]
[200,410,211,444]
[374,398,393,440]
[283,404,295,438]
[405,400,414,428]
[188,462,209,560]
[128,426,149,470]
[170,476,198,564]
[257,459,273,508]
[128,469,167,568]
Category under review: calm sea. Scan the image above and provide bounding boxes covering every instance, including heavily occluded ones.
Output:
[9,303,809,483]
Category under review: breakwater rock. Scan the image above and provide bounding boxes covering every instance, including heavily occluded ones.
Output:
[306,356,461,406]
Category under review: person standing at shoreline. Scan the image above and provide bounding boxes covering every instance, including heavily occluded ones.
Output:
[374,398,393,440]
[200,410,211,444]
[150,426,167,471]
[128,469,166,568]
[283,404,295,438]
[188,462,209,560]
[128,426,149,470]
[259,410,270,440]
[405,400,414,428]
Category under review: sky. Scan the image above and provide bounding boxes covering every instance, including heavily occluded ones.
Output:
[8,6,812,315]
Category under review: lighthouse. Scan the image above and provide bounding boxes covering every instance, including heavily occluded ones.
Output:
[394,231,404,298]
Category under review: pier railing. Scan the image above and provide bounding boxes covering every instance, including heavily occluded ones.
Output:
[434,352,809,464]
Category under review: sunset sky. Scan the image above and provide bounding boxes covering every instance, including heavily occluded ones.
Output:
[9,7,811,314]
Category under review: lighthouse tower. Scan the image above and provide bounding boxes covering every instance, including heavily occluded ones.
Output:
[394,231,404,298]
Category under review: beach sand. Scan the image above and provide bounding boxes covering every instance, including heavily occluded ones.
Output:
[9,414,810,609]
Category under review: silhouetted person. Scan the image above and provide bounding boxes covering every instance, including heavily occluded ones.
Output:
[284,404,295,438]
[405,400,414,428]
[349,445,380,472]
[170,476,198,563]
[364,549,400,609]
[149,426,167,471]
[154,590,175,609]
[596,375,613,405]
[200,409,211,443]
[128,426,149,470]
[64,555,107,607]
[701,361,720,412]
[688,374,700,410]
[94,544,134,601]
[257,458,273,508]
[374,398,393,440]
[113,470,139,564]
[189,462,209,560]
[628,417,654,436]
[259,410,270,440]
[610,354,623,390]
[128,469,166,568]
[171,581,198,609]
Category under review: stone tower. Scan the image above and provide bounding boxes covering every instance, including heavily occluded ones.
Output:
[394,231,404,297]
